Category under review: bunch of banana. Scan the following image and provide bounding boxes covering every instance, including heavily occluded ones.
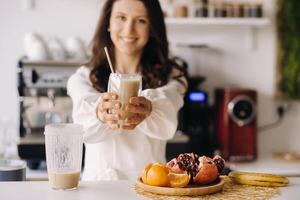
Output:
[229,171,289,187]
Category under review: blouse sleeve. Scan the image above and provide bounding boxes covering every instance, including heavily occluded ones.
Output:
[67,67,120,143]
[136,69,187,140]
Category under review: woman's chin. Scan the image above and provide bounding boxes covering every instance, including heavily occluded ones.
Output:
[118,47,142,56]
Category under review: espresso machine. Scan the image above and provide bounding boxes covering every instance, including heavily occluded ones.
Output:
[17,58,82,169]
[177,76,216,157]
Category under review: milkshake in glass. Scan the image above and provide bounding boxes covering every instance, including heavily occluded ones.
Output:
[107,73,142,125]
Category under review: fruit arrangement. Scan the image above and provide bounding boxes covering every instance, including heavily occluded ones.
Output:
[229,171,289,187]
[141,153,225,188]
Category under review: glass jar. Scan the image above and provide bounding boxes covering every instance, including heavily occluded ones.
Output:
[214,2,227,18]
[173,0,188,18]
[225,3,234,18]
[195,0,208,17]
[249,3,263,18]
[233,3,245,18]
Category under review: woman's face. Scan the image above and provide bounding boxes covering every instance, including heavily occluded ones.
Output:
[109,0,150,56]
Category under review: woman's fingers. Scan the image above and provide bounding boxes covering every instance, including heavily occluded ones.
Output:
[97,93,121,128]
[125,114,144,125]
[107,121,120,129]
[128,96,152,116]
[100,101,121,111]
[103,113,119,122]
[121,124,136,130]
[98,95,151,130]
[102,92,118,101]
[125,104,148,115]
[129,96,148,106]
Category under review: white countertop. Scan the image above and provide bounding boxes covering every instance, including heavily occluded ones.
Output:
[273,178,300,200]
[0,180,145,200]
[1,179,300,200]
[229,157,300,177]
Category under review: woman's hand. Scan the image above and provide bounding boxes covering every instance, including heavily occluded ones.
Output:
[97,92,121,129]
[122,96,152,130]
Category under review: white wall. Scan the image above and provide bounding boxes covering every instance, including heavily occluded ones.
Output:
[0,0,299,158]
[0,0,102,140]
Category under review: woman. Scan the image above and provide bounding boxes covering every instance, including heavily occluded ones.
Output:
[67,0,187,181]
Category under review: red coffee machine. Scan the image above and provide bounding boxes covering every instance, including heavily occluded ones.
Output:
[215,88,257,162]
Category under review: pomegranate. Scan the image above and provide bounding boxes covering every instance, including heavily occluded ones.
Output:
[166,153,225,185]
[213,155,226,174]
[166,153,199,177]
[193,156,219,184]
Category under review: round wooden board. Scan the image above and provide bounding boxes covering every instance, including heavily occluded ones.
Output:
[136,177,225,196]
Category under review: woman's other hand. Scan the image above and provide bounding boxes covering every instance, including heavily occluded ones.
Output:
[122,96,152,130]
[97,92,121,129]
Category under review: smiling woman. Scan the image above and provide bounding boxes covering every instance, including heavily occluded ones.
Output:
[67,0,187,181]
[88,0,181,92]
[109,0,150,60]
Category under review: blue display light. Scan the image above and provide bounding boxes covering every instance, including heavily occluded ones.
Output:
[189,92,206,102]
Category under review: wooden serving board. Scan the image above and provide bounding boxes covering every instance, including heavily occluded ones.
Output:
[136,177,225,196]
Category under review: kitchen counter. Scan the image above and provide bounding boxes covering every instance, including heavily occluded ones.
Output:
[229,157,300,177]
[1,178,300,200]
[0,180,144,200]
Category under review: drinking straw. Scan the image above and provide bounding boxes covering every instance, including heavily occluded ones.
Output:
[104,47,115,73]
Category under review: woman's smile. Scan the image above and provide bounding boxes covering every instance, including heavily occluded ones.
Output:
[120,36,137,44]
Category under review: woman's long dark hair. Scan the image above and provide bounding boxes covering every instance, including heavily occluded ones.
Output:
[89,0,186,92]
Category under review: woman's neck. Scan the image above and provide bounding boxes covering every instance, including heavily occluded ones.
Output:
[114,50,142,74]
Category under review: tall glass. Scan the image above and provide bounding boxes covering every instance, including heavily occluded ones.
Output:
[107,73,142,125]
[44,123,83,190]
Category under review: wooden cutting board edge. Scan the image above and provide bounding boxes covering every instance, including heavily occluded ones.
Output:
[136,177,225,196]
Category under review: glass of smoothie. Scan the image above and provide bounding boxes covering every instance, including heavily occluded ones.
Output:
[44,123,83,190]
[107,73,142,126]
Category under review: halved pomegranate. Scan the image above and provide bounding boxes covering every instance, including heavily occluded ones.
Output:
[166,153,225,185]
[193,156,219,184]
[166,153,199,177]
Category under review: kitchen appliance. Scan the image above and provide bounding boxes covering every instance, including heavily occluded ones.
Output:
[0,160,26,181]
[176,76,215,157]
[215,88,257,161]
[17,58,82,169]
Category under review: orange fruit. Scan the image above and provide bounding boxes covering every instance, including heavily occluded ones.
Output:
[141,163,152,184]
[143,163,170,187]
[168,172,190,188]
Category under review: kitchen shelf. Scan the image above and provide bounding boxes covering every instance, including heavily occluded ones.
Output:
[165,18,271,50]
[20,58,88,67]
[165,17,270,27]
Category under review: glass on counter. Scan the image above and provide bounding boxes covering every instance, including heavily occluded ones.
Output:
[44,123,83,190]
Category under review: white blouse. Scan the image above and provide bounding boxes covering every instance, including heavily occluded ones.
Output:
[67,66,186,181]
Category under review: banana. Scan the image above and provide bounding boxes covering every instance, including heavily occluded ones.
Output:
[229,171,289,187]
[231,177,289,187]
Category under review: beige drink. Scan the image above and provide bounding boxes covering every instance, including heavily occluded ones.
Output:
[119,79,141,120]
[48,171,80,190]
[108,73,142,124]
[44,124,83,190]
